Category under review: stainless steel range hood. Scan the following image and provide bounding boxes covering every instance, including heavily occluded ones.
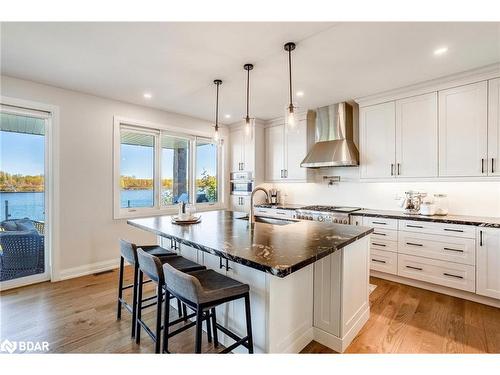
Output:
[300,102,359,168]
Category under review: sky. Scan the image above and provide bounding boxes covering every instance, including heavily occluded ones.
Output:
[121,143,217,179]
[0,131,45,175]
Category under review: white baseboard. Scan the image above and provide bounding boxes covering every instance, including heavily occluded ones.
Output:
[371,270,500,309]
[56,259,120,281]
[282,327,314,353]
[313,306,370,353]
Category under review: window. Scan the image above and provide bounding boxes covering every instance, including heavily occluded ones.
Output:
[114,118,223,218]
[161,134,190,206]
[195,138,218,203]
[120,130,155,209]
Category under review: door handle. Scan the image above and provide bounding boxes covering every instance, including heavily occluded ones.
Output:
[481,158,485,174]
[390,163,394,176]
[492,158,495,174]
[280,169,283,178]
[397,163,401,175]
[479,230,483,246]
[284,169,288,178]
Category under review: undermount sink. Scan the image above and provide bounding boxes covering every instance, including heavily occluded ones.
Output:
[237,216,295,226]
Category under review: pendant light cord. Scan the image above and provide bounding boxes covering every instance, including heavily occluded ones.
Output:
[288,48,293,107]
[215,81,219,129]
[246,68,250,119]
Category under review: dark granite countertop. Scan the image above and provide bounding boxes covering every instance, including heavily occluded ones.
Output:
[128,210,373,278]
[352,209,500,228]
[254,203,304,211]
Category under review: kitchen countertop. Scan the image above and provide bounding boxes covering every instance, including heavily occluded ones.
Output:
[253,203,304,211]
[127,210,373,278]
[351,209,500,228]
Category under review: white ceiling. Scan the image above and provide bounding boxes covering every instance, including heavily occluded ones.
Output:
[1,22,500,123]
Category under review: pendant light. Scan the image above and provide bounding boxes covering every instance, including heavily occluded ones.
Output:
[213,79,222,142]
[243,63,254,136]
[284,42,297,128]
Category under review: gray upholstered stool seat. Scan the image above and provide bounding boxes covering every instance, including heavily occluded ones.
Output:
[138,245,177,258]
[163,262,254,354]
[183,269,249,305]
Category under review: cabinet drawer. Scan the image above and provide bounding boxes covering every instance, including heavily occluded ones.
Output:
[370,228,398,242]
[398,231,475,265]
[254,208,271,215]
[397,254,475,292]
[363,217,398,230]
[370,237,398,253]
[254,208,294,219]
[370,249,397,275]
[398,220,475,239]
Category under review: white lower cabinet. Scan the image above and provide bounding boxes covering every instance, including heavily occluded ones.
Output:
[398,253,475,292]
[230,195,250,213]
[476,228,500,299]
[370,248,398,274]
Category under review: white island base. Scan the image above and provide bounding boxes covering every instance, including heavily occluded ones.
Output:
[162,236,370,353]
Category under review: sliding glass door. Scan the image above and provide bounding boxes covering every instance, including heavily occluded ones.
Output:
[0,105,50,288]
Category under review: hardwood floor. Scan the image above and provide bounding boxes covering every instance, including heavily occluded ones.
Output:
[1,269,499,353]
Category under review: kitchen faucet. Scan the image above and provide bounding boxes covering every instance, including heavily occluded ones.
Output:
[249,187,270,224]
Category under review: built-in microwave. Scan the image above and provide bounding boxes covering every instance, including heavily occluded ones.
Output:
[230,172,253,195]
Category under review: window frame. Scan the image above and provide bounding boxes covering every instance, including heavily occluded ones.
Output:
[113,116,224,219]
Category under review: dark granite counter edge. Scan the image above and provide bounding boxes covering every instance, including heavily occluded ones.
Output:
[351,211,500,228]
[127,220,373,278]
[254,204,302,211]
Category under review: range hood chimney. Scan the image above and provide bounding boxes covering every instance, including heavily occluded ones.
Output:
[301,102,359,168]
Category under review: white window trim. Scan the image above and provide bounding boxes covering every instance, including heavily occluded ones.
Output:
[113,116,225,219]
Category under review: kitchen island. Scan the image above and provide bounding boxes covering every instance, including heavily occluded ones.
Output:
[128,210,373,353]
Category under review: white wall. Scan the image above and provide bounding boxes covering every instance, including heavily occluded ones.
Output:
[264,169,500,217]
[1,75,228,279]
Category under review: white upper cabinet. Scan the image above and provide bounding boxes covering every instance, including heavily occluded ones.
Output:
[265,124,285,181]
[438,81,488,177]
[360,102,396,178]
[230,128,244,172]
[395,92,438,177]
[476,228,500,299]
[264,117,312,182]
[285,119,309,180]
[488,78,500,176]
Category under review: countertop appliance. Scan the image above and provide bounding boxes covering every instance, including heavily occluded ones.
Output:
[300,102,359,168]
[294,205,361,224]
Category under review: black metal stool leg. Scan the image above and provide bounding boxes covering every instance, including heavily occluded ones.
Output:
[177,298,182,318]
[155,285,163,354]
[135,270,144,344]
[206,311,212,343]
[244,293,254,353]
[211,308,218,347]
[116,256,124,320]
[162,290,171,353]
[131,264,139,338]
[182,303,188,322]
[195,308,203,353]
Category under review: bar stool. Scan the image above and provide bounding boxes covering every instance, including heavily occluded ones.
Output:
[116,240,178,338]
[163,263,254,354]
[135,248,209,353]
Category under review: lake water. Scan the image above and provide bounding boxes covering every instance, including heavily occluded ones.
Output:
[0,190,154,222]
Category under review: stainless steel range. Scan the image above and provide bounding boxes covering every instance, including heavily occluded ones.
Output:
[294,205,361,224]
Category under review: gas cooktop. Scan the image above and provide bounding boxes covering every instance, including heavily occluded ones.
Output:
[298,205,361,213]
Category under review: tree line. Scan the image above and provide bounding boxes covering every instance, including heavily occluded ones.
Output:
[0,171,44,192]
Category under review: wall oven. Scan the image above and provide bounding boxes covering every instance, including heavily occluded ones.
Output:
[230,172,253,195]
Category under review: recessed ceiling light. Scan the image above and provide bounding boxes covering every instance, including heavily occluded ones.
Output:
[224,114,231,119]
[296,91,304,97]
[143,93,152,99]
[433,47,448,56]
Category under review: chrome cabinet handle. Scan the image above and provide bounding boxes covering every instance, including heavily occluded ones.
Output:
[371,259,386,264]
[492,158,495,174]
[481,158,485,174]
[397,163,401,175]
[284,169,288,178]
[443,247,464,253]
[443,273,463,279]
[406,265,423,271]
[390,164,394,176]
[280,169,284,178]
[406,242,423,247]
